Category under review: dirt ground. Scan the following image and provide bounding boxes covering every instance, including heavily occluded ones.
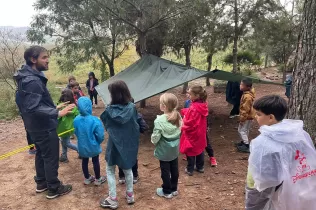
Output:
[0,80,285,210]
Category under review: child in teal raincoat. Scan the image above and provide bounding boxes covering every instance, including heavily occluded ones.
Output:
[100,80,139,209]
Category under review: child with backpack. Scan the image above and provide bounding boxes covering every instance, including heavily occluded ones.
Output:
[245,95,316,210]
[118,98,149,185]
[57,89,79,163]
[100,80,139,209]
[74,97,106,186]
[180,86,208,176]
[151,93,182,199]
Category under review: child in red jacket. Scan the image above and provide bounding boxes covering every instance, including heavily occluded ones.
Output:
[180,86,208,176]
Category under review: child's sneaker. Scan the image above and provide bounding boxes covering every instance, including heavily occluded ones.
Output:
[126,192,135,204]
[46,184,72,199]
[237,144,250,153]
[195,168,204,173]
[100,197,118,209]
[36,182,48,193]
[210,157,218,167]
[133,176,139,184]
[84,175,95,185]
[59,155,69,163]
[182,155,187,161]
[156,188,173,199]
[118,177,126,184]
[94,176,106,186]
[172,191,179,196]
[234,141,244,147]
[185,168,193,176]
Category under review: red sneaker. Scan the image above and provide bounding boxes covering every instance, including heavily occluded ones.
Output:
[182,155,187,161]
[210,157,217,167]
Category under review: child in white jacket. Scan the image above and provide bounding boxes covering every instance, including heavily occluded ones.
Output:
[246,95,316,210]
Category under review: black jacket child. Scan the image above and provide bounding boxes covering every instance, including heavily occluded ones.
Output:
[226,81,242,105]
[86,72,99,95]
[14,65,58,132]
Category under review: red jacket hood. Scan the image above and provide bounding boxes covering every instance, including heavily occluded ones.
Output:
[191,101,208,116]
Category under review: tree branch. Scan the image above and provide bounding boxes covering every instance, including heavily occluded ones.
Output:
[0,70,15,90]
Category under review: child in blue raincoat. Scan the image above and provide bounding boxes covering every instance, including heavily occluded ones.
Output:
[74,97,106,186]
[100,80,139,209]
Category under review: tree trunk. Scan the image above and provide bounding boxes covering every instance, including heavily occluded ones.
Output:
[138,32,147,108]
[109,61,115,77]
[264,54,269,68]
[182,44,191,94]
[100,61,107,82]
[232,0,239,73]
[206,53,213,86]
[288,0,316,141]
[138,32,147,56]
[283,46,287,82]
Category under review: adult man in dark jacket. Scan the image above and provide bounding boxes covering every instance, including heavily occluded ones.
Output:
[14,46,74,199]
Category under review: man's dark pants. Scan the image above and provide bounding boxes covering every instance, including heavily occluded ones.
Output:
[29,129,61,191]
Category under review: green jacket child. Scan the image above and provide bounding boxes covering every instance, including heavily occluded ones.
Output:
[57,106,80,138]
[151,114,181,161]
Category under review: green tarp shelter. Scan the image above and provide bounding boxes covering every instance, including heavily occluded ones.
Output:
[96,54,280,104]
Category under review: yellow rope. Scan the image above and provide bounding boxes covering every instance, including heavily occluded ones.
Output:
[0,128,75,161]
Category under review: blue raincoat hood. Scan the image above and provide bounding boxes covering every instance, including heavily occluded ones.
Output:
[77,97,92,116]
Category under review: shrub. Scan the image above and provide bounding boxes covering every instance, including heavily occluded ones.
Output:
[223,50,261,65]
[0,81,62,120]
[0,82,19,120]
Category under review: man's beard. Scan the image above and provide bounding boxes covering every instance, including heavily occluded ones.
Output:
[36,64,49,71]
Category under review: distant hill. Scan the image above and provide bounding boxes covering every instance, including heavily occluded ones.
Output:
[0,26,55,44]
[0,26,29,35]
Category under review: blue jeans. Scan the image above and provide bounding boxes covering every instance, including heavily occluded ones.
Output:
[106,163,133,199]
[61,136,78,158]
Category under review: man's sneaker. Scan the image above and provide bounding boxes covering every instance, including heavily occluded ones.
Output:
[100,197,119,209]
[185,168,193,176]
[210,157,218,167]
[133,176,139,184]
[46,184,72,199]
[59,155,69,163]
[84,175,95,185]
[156,188,173,199]
[126,192,135,204]
[36,183,47,193]
[118,177,126,185]
[196,168,204,173]
[234,141,244,147]
[237,144,250,153]
[94,176,106,186]
[172,191,179,196]
[29,148,37,155]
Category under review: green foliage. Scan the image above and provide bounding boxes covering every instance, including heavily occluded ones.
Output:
[163,47,232,71]
[223,50,261,65]
[246,1,300,65]
[0,82,19,120]
[28,0,131,77]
